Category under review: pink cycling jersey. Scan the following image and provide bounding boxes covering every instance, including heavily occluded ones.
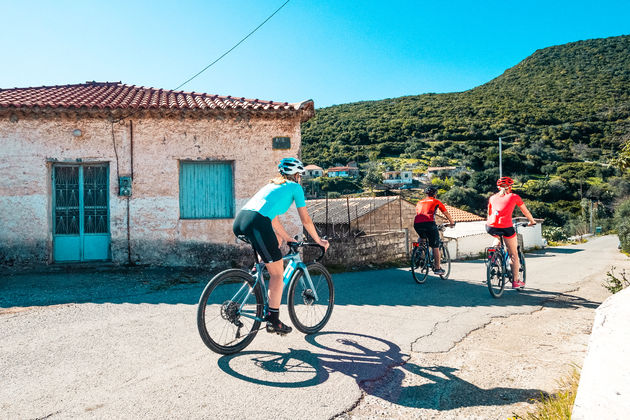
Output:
[487,192,523,228]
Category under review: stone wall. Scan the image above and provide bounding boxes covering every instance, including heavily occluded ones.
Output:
[0,111,303,267]
[354,197,417,236]
[305,230,410,267]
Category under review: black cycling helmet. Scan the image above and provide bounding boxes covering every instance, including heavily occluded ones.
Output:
[425,186,438,197]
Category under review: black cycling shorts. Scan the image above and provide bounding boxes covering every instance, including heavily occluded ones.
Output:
[414,221,440,248]
[233,210,282,263]
[486,225,516,239]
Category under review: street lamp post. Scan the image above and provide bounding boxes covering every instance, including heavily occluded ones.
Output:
[499,137,503,178]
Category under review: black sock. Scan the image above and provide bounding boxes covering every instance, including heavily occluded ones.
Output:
[266,307,280,324]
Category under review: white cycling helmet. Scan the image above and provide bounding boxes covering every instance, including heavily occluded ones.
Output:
[278,157,305,175]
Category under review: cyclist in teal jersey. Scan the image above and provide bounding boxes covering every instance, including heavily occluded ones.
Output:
[233,157,329,335]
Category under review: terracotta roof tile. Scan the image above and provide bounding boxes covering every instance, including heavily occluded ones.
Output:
[443,204,485,222]
[0,82,314,117]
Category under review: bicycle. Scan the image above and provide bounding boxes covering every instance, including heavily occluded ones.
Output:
[410,224,451,283]
[197,237,334,354]
[485,222,528,298]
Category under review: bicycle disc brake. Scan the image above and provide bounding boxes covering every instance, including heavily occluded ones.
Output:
[301,289,316,305]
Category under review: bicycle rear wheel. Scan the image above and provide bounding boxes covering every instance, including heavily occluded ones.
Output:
[287,262,334,334]
[486,257,506,298]
[517,248,526,289]
[439,243,451,280]
[197,269,264,354]
[411,245,429,284]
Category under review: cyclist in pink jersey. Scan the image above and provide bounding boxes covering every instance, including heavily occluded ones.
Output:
[486,177,536,288]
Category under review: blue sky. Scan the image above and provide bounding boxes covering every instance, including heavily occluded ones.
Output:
[2,1,629,108]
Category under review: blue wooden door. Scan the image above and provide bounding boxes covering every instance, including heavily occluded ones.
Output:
[53,164,110,262]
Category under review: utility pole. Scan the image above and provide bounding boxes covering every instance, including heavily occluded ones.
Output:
[499,137,503,178]
[589,200,594,233]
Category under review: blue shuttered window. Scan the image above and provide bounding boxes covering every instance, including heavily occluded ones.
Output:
[179,161,234,219]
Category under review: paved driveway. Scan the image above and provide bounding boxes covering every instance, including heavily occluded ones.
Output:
[0,235,626,419]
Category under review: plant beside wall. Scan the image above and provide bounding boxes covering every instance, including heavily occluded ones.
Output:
[603,267,630,294]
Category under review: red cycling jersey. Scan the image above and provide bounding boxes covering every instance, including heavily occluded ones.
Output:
[487,192,524,228]
[414,197,446,223]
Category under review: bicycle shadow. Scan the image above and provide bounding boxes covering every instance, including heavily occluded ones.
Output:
[217,331,543,410]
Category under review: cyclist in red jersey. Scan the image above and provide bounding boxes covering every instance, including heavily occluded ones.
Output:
[486,177,536,289]
[414,186,455,275]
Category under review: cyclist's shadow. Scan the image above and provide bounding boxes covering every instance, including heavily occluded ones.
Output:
[217,331,543,409]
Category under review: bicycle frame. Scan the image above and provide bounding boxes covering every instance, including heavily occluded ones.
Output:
[236,250,319,323]
[487,223,526,280]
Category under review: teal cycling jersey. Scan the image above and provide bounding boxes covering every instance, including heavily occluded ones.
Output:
[241,181,306,220]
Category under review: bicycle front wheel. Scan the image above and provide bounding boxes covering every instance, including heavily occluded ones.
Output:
[439,243,451,280]
[287,262,334,334]
[486,258,505,298]
[197,269,264,354]
[411,246,429,284]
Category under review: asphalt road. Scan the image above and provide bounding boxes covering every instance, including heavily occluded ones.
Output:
[0,235,627,419]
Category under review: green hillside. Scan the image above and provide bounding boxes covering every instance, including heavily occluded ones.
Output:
[303,35,629,167]
[301,35,630,233]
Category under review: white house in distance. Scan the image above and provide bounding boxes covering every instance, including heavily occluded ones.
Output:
[304,164,323,178]
[382,170,413,185]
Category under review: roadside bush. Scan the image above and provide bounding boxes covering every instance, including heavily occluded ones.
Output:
[615,198,630,252]
[543,226,568,242]
[603,267,629,294]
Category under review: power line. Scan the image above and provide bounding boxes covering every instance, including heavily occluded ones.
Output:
[173,0,291,91]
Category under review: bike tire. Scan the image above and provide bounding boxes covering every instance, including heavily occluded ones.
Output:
[287,262,334,334]
[517,248,526,289]
[411,246,429,284]
[439,243,451,280]
[486,257,505,298]
[197,269,264,354]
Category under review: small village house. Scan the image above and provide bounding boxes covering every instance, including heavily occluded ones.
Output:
[303,164,324,178]
[326,162,359,178]
[0,82,314,267]
[382,170,413,185]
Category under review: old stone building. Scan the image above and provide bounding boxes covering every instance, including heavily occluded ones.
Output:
[0,82,314,267]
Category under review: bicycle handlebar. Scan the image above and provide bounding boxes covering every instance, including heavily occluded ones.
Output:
[286,241,326,262]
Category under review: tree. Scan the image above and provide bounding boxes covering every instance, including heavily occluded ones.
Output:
[429,156,449,167]
[361,160,383,192]
[613,141,630,171]
[442,187,486,214]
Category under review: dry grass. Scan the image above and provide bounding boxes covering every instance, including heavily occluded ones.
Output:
[509,366,580,420]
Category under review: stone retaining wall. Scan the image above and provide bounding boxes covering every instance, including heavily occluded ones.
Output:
[305,230,409,267]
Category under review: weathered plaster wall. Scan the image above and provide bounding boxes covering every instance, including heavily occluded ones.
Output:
[128,114,303,266]
[0,111,303,267]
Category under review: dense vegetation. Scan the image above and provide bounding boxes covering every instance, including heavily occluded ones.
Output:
[301,35,630,236]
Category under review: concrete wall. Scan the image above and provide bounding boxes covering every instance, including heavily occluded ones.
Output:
[572,287,630,419]
[304,230,409,267]
[0,111,303,267]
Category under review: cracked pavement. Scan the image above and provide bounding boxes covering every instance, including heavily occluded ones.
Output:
[0,235,626,419]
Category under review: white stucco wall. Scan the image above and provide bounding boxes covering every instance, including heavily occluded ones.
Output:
[445,221,544,259]
[572,287,630,419]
